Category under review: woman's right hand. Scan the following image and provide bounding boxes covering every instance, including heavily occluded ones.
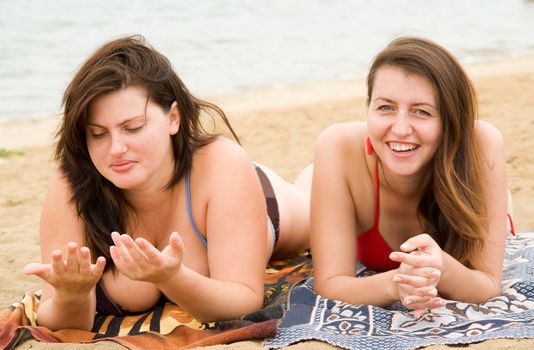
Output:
[24,242,106,301]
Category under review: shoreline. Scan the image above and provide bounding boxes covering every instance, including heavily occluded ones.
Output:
[3,52,534,151]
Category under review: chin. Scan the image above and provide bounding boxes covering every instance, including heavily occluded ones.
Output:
[387,163,425,177]
[108,177,143,190]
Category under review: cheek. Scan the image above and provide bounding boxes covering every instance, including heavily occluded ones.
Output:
[427,122,443,146]
[86,141,106,168]
[367,114,387,137]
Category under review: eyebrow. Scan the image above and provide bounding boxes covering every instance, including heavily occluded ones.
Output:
[87,115,146,128]
[372,97,438,110]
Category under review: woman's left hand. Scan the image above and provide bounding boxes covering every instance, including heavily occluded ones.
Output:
[390,233,445,316]
[110,231,184,284]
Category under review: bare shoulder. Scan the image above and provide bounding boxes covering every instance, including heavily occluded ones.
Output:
[192,137,256,186]
[195,137,252,169]
[314,121,371,189]
[476,120,505,151]
[315,121,368,155]
[475,120,506,170]
[475,120,505,149]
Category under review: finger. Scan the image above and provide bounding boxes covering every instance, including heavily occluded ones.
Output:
[168,232,184,256]
[404,266,441,281]
[92,256,107,278]
[110,233,134,264]
[109,245,122,266]
[135,237,160,261]
[65,242,79,272]
[78,247,92,274]
[111,231,123,247]
[406,284,438,297]
[394,273,437,288]
[413,309,427,318]
[405,296,444,310]
[403,295,431,308]
[400,233,436,252]
[412,267,441,280]
[409,298,444,311]
[389,251,436,268]
[50,249,66,275]
[120,234,147,263]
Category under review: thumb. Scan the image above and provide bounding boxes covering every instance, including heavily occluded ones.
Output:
[168,232,184,256]
[23,263,51,280]
[93,256,107,277]
[400,233,434,253]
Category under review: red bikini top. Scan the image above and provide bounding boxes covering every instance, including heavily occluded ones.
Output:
[357,161,400,272]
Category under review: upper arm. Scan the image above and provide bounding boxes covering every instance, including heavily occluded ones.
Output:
[475,120,508,280]
[199,139,266,297]
[310,123,366,286]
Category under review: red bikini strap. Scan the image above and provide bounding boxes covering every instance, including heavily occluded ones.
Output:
[507,213,516,236]
[372,161,380,228]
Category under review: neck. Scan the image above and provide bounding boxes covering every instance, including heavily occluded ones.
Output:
[124,186,178,214]
[379,162,432,200]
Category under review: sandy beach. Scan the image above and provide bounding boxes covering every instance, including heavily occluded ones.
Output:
[1,55,533,349]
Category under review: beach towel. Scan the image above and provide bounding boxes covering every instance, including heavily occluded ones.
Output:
[0,253,312,350]
[265,232,534,350]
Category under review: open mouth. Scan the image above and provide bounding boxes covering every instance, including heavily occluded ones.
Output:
[387,142,418,153]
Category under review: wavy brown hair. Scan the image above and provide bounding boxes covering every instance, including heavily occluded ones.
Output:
[55,35,239,270]
[366,37,487,269]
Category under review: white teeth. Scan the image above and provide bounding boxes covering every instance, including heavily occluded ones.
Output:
[390,143,417,152]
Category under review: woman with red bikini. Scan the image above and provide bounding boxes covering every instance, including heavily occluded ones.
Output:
[310,37,513,317]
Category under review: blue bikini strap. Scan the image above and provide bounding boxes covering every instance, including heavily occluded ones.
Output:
[185,172,208,247]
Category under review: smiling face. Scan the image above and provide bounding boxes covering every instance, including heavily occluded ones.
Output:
[367,65,442,177]
[86,85,180,192]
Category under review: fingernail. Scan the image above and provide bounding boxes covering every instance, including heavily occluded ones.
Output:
[400,242,410,250]
[428,288,437,296]
[404,298,412,305]
[432,270,441,277]
[389,253,398,260]
[393,275,401,282]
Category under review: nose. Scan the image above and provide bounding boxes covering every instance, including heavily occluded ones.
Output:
[391,110,412,138]
[110,133,127,156]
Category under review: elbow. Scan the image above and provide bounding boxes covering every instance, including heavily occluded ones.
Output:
[193,291,264,323]
[481,274,502,301]
[484,279,502,301]
[313,276,335,300]
[36,313,94,332]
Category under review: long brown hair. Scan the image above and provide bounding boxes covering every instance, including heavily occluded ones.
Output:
[366,37,486,269]
[55,35,239,269]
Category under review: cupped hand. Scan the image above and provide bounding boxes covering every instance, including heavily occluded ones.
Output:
[110,231,184,284]
[23,242,106,300]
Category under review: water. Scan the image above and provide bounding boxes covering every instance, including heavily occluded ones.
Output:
[1,0,534,121]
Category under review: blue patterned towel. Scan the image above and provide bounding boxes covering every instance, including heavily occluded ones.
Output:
[265,232,534,350]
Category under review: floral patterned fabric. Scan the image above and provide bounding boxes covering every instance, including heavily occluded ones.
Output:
[265,232,534,350]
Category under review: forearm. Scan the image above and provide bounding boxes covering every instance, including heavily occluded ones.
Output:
[314,270,398,307]
[156,266,263,322]
[37,291,96,331]
[438,252,501,303]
